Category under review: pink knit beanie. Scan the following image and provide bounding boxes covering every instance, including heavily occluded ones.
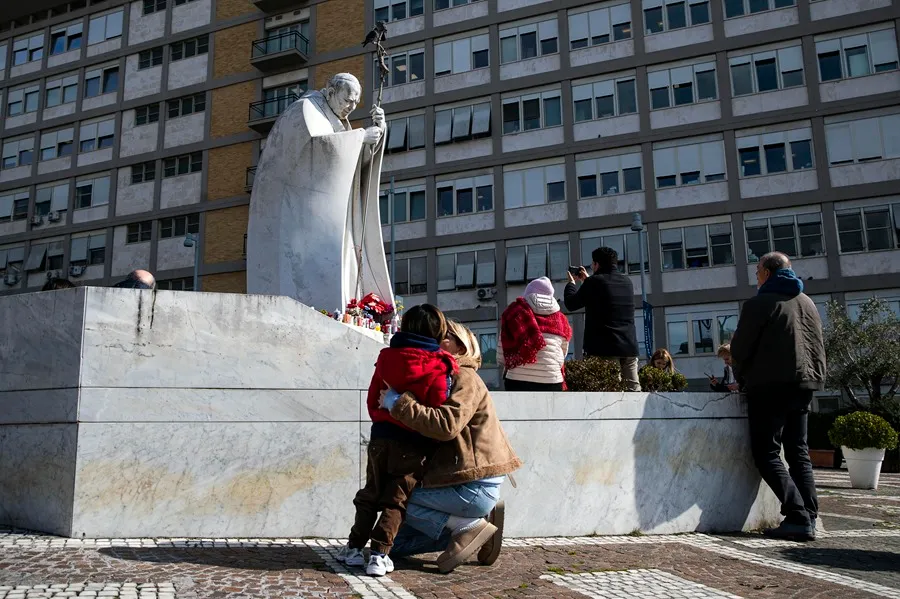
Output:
[524,276,555,297]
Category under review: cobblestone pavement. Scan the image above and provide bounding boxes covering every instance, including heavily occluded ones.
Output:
[1,470,898,599]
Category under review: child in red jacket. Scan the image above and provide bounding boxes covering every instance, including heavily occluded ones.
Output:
[336,304,459,576]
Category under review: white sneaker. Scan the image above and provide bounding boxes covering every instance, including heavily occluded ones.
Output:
[335,545,365,567]
[366,553,394,577]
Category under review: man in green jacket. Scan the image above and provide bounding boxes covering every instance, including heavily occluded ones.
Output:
[731,251,826,542]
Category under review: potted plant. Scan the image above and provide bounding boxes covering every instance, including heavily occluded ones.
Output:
[638,366,688,392]
[828,411,899,489]
[564,357,628,392]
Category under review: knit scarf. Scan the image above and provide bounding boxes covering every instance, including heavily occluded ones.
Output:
[500,297,572,370]
[758,268,804,297]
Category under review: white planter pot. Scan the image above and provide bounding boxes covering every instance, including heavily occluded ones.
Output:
[842,447,886,490]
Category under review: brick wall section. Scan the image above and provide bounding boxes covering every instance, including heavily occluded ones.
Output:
[315,0,365,54]
[208,142,254,201]
[204,206,249,263]
[210,81,255,138]
[202,271,247,293]
[315,56,366,100]
[216,0,258,20]
[214,22,258,79]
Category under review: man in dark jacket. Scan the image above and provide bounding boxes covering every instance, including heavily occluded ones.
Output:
[564,246,640,391]
[731,251,826,542]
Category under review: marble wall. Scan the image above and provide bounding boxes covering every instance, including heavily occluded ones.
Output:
[0,288,780,538]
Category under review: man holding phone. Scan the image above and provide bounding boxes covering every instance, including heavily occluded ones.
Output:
[563,246,640,391]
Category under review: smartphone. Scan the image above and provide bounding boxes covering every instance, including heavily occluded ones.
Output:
[567,266,583,275]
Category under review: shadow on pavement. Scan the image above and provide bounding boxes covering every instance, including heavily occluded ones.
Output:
[98,546,332,571]
[779,547,900,572]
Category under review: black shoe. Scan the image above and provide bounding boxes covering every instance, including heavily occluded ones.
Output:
[763,521,816,542]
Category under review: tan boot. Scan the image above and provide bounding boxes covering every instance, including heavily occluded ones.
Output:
[436,520,497,574]
[477,501,504,566]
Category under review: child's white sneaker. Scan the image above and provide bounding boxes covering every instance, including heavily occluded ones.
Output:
[366,553,394,576]
[335,545,365,567]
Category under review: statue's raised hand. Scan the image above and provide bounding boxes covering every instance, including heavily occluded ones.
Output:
[363,126,383,145]
[371,105,386,129]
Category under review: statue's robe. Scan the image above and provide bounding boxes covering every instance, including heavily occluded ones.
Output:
[246,90,394,313]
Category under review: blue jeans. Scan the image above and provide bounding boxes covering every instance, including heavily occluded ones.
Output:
[391,481,501,558]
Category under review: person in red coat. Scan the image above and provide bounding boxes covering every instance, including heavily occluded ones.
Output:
[336,304,459,576]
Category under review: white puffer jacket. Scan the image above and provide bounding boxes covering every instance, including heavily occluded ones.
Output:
[498,293,570,384]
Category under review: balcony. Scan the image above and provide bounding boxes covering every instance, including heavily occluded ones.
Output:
[252,0,308,12]
[250,30,310,71]
[246,166,257,192]
[247,94,299,133]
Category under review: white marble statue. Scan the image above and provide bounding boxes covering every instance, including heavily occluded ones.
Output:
[246,73,394,313]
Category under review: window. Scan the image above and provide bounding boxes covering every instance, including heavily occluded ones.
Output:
[143,0,167,15]
[39,128,75,161]
[260,82,307,117]
[138,47,164,70]
[725,0,793,18]
[70,233,106,266]
[667,308,737,356]
[745,213,824,261]
[157,277,195,291]
[127,221,152,244]
[1,138,35,170]
[434,0,480,9]
[260,22,311,55]
[573,76,638,122]
[88,10,124,45]
[436,175,493,217]
[6,84,40,117]
[505,241,568,283]
[389,257,427,295]
[816,28,899,82]
[84,66,119,97]
[167,93,206,118]
[438,248,496,290]
[580,231,650,274]
[643,0,710,34]
[174,0,201,4]
[0,246,26,276]
[164,152,203,177]
[660,223,734,270]
[135,104,161,126]
[435,102,491,144]
[45,75,78,108]
[576,152,643,199]
[131,161,156,184]
[75,176,111,209]
[379,185,426,225]
[434,34,489,76]
[569,4,633,49]
[34,183,69,218]
[12,34,44,66]
[500,19,559,63]
[0,191,30,223]
[502,90,562,134]
[729,45,804,96]
[382,49,425,86]
[386,114,426,153]
[824,113,900,166]
[170,35,209,61]
[648,62,717,109]
[374,0,424,22]
[25,241,65,272]
[50,21,83,55]
[79,119,116,153]
[836,202,900,253]
[503,163,566,208]
[160,214,200,238]
[653,139,726,187]
[736,127,813,177]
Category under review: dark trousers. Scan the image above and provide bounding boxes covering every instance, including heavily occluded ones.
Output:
[504,378,564,392]
[348,437,429,555]
[747,387,819,526]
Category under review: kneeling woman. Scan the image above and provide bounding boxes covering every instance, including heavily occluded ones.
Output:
[381,320,522,572]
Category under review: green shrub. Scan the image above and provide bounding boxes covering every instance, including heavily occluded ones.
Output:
[565,357,628,392]
[828,411,899,450]
[638,366,688,392]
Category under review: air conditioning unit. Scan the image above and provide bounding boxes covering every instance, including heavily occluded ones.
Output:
[69,264,85,278]
[3,272,19,286]
[476,288,497,301]
[31,215,43,226]
[48,211,61,223]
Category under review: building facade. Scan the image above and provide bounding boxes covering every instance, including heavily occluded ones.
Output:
[1,0,899,389]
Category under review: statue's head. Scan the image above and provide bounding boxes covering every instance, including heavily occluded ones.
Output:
[324,73,362,120]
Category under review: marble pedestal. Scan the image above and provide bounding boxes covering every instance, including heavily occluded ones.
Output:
[0,288,781,538]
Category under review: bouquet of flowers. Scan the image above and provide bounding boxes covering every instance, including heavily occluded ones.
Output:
[350,293,396,326]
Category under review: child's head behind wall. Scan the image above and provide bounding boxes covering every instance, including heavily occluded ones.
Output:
[401,304,448,342]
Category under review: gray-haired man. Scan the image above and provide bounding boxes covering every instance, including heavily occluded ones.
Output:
[731,252,826,541]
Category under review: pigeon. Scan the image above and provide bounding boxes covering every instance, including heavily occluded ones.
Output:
[362,21,388,47]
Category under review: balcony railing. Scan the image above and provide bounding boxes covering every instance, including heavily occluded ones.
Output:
[248,93,300,132]
[251,30,310,61]
[252,0,307,12]
[246,166,257,192]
